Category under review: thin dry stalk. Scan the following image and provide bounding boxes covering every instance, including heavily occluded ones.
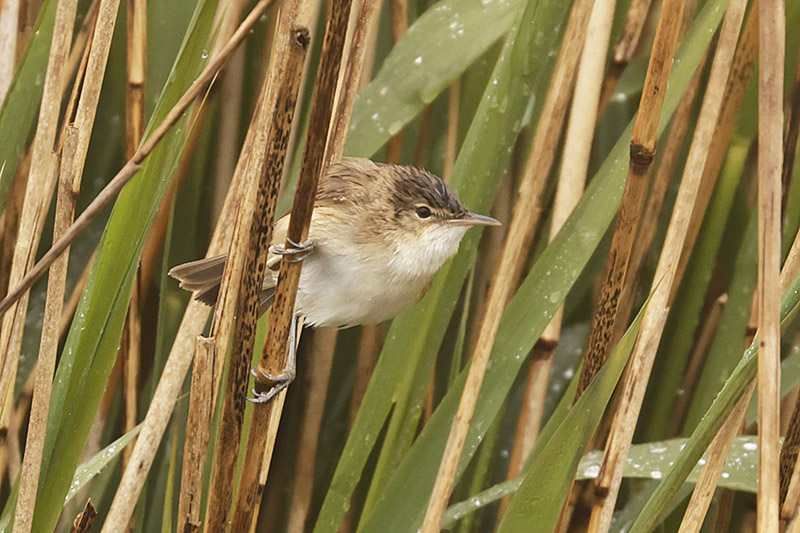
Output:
[576,0,688,401]
[383,0,408,163]
[443,80,460,182]
[782,51,800,212]
[121,1,146,429]
[229,0,355,523]
[202,24,310,532]
[0,0,278,316]
[679,381,756,532]
[412,105,434,165]
[122,292,141,470]
[212,48,245,221]
[0,153,29,299]
[208,0,248,221]
[13,0,121,526]
[287,327,337,532]
[597,0,653,113]
[667,294,727,436]
[349,324,384,422]
[125,0,146,157]
[504,0,616,485]
[0,0,20,106]
[102,4,282,527]
[69,499,97,533]
[0,0,79,429]
[327,0,382,165]
[778,129,800,522]
[756,0,785,529]
[283,4,383,519]
[587,1,747,529]
[419,1,595,529]
[610,47,709,347]
[177,336,216,532]
[14,129,79,532]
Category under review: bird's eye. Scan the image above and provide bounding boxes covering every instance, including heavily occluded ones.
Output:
[415,206,432,219]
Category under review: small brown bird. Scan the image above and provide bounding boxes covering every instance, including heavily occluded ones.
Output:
[169,158,500,330]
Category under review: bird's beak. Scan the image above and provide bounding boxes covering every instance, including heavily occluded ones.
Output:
[449,212,502,227]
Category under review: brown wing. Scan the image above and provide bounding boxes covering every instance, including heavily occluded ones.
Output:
[168,213,290,314]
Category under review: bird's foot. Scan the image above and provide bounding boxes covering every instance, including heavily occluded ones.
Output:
[273,238,315,263]
[247,366,297,404]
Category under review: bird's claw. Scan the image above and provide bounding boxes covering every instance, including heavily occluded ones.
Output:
[273,238,315,263]
[246,366,296,404]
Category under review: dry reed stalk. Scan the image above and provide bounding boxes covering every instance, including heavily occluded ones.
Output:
[419,1,595,530]
[0,153,30,298]
[5,392,20,479]
[610,48,708,347]
[69,499,97,533]
[504,0,616,486]
[778,178,800,517]
[597,0,653,113]
[756,0,785,528]
[412,105,434,166]
[213,49,246,221]
[0,0,278,316]
[287,327,338,532]
[59,0,100,101]
[628,3,759,437]
[327,0,381,165]
[202,24,310,533]
[13,0,122,526]
[125,0,145,157]
[443,80,460,182]
[283,3,384,519]
[102,3,281,528]
[8,21,93,508]
[679,381,756,532]
[0,0,78,432]
[576,0,688,401]
[782,51,800,212]
[230,0,356,523]
[0,0,20,105]
[177,336,216,531]
[349,325,384,422]
[691,151,798,528]
[14,131,79,532]
[667,293,727,436]
[207,0,248,221]
[383,0,408,164]
[121,0,146,470]
[586,0,747,528]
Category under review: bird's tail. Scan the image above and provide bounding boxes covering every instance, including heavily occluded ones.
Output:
[169,254,275,315]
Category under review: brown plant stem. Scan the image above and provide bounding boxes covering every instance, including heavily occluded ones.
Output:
[597,0,653,114]
[587,0,747,528]
[13,0,122,527]
[504,0,616,491]
[576,0,688,403]
[202,22,310,532]
[287,327,337,532]
[230,0,355,525]
[102,3,281,529]
[176,336,216,532]
[420,1,595,529]
[756,0,785,528]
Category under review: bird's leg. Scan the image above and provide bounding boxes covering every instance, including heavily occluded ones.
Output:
[272,237,315,263]
[247,313,300,404]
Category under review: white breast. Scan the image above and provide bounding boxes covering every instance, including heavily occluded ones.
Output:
[289,221,469,328]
